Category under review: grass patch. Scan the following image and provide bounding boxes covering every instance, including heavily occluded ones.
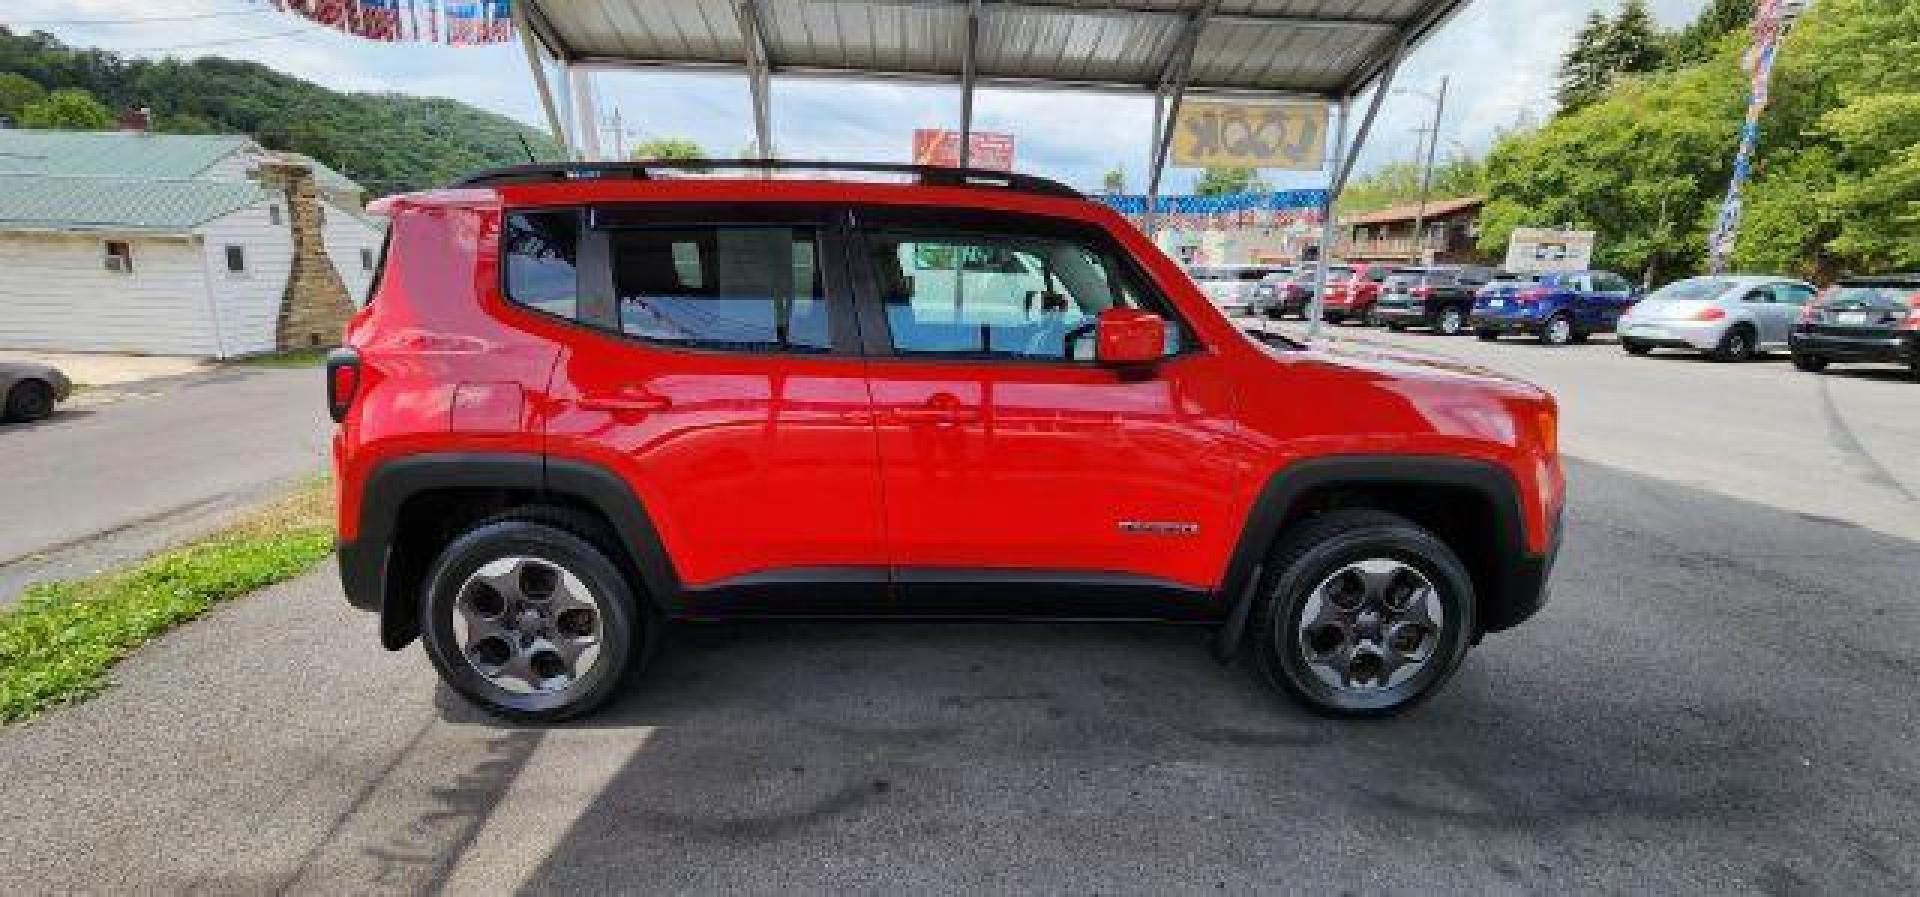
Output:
[0,478,335,723]
[231,348,330,368]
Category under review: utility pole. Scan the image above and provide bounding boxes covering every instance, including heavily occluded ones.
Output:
[1409,75,1448,266]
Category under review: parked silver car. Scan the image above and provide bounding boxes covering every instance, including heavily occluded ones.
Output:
[1,360,72,422]
[1617,275,1818,361]
[1188,264,1288,316]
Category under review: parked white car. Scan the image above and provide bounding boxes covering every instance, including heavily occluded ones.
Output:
[1618,275,1818,361]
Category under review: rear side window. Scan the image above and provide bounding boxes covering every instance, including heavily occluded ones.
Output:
[609,226,829,352]
[504,211,581,319]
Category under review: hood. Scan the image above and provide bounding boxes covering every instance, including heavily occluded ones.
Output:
[1247,332,1547,398]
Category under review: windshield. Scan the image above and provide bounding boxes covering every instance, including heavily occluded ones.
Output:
[1649,278,1734,302]
[1830,284,1915,308]
[1188,268,1233,282]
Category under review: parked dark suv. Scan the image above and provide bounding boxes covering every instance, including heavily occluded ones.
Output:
[331,161,1563,722]
[1789,274,1920,379]
[1375,265,1496,335]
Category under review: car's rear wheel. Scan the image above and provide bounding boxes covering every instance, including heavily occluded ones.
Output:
[1476,329,1500,342]
[1436,307,1466,336]
[1711,325,1756,362]
[1386,321,1406,332]
[1251,510,1475,717]
[1363,306,1382,327]
[421,519,641,722]
[1791,353,1829,373]
[3,379,55,422]
[1540,314,1575,346]
[1622,340,1653,356]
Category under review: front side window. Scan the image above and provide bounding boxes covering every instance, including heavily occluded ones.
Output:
[503,210,580,320]
[609,226,830,352]
[866,229,1183,361]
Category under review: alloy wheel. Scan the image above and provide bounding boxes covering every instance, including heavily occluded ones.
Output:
[453,556,605,695]
[1545,316,1573,345]
[1294,558,1444,693]
[1438,308,1464,335]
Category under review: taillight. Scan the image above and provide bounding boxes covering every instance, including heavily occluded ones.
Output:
[1692,306,1727,321]
[326,347,361,423]
[1902,293,1920,331]
[1799,287,1832,323]
[1411,286,1434,297]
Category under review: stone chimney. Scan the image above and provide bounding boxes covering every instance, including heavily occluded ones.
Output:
[256,159,354,351]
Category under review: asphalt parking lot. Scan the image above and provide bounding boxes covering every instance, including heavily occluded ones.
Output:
[2,328,1916,893]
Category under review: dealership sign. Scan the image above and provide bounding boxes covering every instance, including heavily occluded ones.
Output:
[1171,102,1328,170]
[1505,228,1596,273]
[913,130,1015,171]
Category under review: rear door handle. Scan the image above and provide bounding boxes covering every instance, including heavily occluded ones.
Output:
[579,393,672,414]
[886,394,978,425]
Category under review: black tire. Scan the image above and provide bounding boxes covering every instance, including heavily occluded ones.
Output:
[1362,306,1382,327]
[1622,340,1653,356]
[1539,313,1575,346]
[1710,325,1756,362]
[1435,306,1467,336]
[1475,329,1500,342]
[3,379,55,422]
[1791,353,1828,372]
[1250,510,1476,718]
[420,518,643,722]
[1326,313,1346,325]
[1386,321,1407,332]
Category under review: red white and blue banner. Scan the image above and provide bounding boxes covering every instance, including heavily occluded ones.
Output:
[1097,190,1328,231]
[267,0,515,45]
[1707,0,1788,273]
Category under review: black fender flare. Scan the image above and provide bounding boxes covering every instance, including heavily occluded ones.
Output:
[1209,455,1550,662]
[339,452,682,649]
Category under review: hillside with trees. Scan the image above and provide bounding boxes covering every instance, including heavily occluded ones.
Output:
[1477,0,1917,282]
[0,28,558,195]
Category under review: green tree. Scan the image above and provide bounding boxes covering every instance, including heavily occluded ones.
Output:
[631,137,704,161]
[154,112,216,134]
[1556,12,1614,112]
[1600,1,1665,77]
[0,71,45,120]
[17,87,111,130]
[1194,166,1270,195]
[1557,2,1667,113]
[1337,154,1487,214]
[1665,0,1756,66]
[1101,167,1126,194]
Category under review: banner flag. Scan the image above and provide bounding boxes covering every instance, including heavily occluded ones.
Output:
[1708,0,1788,273]
[270,0,516,45]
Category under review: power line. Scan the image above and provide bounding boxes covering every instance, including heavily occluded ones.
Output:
[3,9,264,27]
[114,27,320,54]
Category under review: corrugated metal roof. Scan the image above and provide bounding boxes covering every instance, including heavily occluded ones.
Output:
[0,131,252,180]
[0,175,270,232]
[0,130,362,196]
[529,0,1467,97]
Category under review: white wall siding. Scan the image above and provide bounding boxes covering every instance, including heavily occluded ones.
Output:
[320,201,385,307]
[0,231,218,356]
[198,201,296,357]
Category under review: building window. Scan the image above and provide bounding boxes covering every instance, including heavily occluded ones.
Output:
[224,245,247,274]
[360,247,375,271]
[316,204,325,226]
[269,205,282,226]
[103,240,133,273]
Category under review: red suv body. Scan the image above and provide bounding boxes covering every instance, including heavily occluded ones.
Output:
[1319,262,1387,325]
[332,163,1562,721]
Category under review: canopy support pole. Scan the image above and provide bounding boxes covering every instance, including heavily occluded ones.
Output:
[1144,85,1166,237]
[734,0,776,157]
[1307,33,1406,340]
[958,0,981,167]
[1145,0,1217,239]
[512,1,571,159]
[571,68,603,161]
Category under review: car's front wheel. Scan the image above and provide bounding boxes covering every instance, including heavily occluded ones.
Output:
[1251,510,1475,717]
[1710,325,1756,362]
[1540,313,1575,346]
[3,379,55,422]
[1791,353,1829,373]
[1475,329,1500,342]
[421,518,642,722]
[1435,306,1466,336]
[1622,340,1653,356]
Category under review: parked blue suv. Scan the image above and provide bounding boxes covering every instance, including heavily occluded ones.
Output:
[1470,270,1641,345]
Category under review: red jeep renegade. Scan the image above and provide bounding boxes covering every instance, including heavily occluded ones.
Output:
[331,162,1562,722]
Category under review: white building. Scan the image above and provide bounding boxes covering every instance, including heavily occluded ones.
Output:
[0,130,384,358]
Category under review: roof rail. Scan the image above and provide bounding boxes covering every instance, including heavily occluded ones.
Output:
[448,159,1083,199]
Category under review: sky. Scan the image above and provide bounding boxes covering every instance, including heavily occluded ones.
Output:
[4,1,1709,194]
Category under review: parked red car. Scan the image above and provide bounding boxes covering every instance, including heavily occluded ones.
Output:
[1319,263,1389,325]
[331,161,1563,722]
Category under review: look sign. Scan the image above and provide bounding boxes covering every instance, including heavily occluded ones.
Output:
[1171,101,1329,171]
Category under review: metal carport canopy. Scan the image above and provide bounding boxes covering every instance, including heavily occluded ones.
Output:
[506,0,1473,337]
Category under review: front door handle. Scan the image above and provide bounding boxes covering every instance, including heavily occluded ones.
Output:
[886,394,978,425]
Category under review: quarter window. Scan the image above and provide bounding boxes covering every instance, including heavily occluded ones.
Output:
[503,210,581,320]
[867,230,1184,361]
[608,226,830,352]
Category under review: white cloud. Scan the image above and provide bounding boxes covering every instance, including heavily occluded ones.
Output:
[7,0,1710,193]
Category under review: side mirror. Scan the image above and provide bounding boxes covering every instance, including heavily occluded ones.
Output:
[1095,308,1166,366]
